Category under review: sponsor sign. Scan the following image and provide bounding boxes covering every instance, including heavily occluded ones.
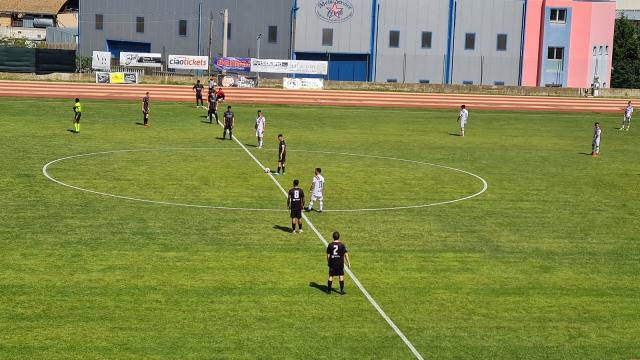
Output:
[213,57,252,72]
[168,55,209,70]
[217,73,257,88]
[92,51,111,71]
[283,77,324,90]
[96,72,139,84]
[119,52,162,68]
[250,59,328,75]
[315,0,354,23]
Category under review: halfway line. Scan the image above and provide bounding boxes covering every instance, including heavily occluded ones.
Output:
[219,124,425,360]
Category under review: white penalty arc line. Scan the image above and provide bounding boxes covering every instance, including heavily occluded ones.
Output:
[221,127,426,360]
[42,148,488,214]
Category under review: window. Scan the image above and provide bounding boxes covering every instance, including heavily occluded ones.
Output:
[136,17,144,33]
[464,33,475,50]
[593,46,597,56]
[421,31,432,49]
[387,79,398,83]
[179,20,187,36]
[227,23,232,40]
[462,80,473,85]
[599,46,604,55]
[494,81,505,86]
[550,9,567,23]
[547,47,564,60]
[268,26,277,43]
[605,46,609,55]
[95,14,103,30]
[419,79,430,84]
[496,34,507,51]
[389,30,400,48]
[322,28,333,46]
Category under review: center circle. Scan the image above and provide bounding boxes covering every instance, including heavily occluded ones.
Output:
[42,148,488,212]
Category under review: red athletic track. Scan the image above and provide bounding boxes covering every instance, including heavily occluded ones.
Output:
[0,80,635,113]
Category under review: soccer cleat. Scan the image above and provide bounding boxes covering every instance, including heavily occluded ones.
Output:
[292,230,298,234]
[298,229,303,233]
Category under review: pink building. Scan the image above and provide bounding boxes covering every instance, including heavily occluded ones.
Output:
[522,0,616,88]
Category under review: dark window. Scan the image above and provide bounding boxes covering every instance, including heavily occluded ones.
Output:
[547,47,564,60]
[227,23,232,40]
[136,17,144,33]
[496,34,507,51]
[389,30,400,48]
[322,28,333,46]
[494,81,505,86]
[179,20,187,36]
[95,14,103,30]
[464,33,475,50]
[419,79,430,84]
[462,80,473,85]
[421,31,432,49]
[550,9,567,23]
[268,26,277,43]
[387,79,398,83]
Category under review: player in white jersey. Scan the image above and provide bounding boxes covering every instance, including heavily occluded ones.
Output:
[592,122,602,158]
[255,110,266,148]
[306,168,325,213]
[457,104,469,137]
[620,101,633,131]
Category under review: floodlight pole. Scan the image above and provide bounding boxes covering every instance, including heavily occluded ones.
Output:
[256,33,262,82]
[222,9,229,57]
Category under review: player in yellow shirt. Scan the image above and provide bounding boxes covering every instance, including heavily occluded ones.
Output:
[72,98,82,133]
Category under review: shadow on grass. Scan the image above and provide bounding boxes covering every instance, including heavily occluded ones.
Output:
[273,225,292,233]
[244,143,258,148]
[67,129,76,133]
[578,152,593,156]
[448,133,462,137]
[135,122,145,126]
[309,282,330,294]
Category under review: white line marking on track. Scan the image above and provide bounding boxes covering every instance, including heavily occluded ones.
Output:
[220,126,426,360]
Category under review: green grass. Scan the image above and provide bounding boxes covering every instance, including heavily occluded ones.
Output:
[1,96,639,359]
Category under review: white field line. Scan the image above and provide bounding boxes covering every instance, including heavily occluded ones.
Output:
[41,148,285,212]
[221,125,425,360]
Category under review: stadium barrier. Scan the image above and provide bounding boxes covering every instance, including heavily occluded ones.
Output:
[0,47,75,74]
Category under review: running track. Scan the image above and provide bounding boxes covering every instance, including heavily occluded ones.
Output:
[0,80,634,113]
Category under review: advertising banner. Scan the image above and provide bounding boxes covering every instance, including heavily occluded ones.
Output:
[168,55,209,70]
[213,57,252,72]
[119,52,162,68]
[217,73,257,88]
[283,77,324,90]
[250,59,328,75]
[96,72,139,84]
[91,51,111,71]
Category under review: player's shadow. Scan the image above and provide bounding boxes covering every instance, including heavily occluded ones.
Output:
[309,282,330,293]
[578,152,593,156]
[448,133,462,136]
[135,122,145,126]
[244,143,258,148]
[273,225,292,233]
[200,120,215,124]
[67,129,76,133]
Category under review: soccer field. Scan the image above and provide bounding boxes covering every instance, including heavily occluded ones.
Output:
[1,96,639,359]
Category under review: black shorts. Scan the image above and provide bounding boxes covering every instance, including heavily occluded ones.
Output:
[279,155,286,164]
[329,266,344,276]
[74,113,81,122]
[290,207,302,219]
[196,93,203,100]
[224,123,233,130]
[209,108,217,116]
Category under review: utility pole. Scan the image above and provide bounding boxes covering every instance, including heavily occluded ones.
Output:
[197,0,202,56]
[256,33,262,82]
[221,9,229,58]
[208,11,213,75]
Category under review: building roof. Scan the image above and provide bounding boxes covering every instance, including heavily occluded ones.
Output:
[0,0,69,15]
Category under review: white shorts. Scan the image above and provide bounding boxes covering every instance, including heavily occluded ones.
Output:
[593,138,601,146]
[256,129,264,137]
[460,120,467,128]
[311,194,323,201]
[624,116,632,123]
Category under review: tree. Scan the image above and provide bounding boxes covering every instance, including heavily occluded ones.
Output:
[612,16,640,88]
